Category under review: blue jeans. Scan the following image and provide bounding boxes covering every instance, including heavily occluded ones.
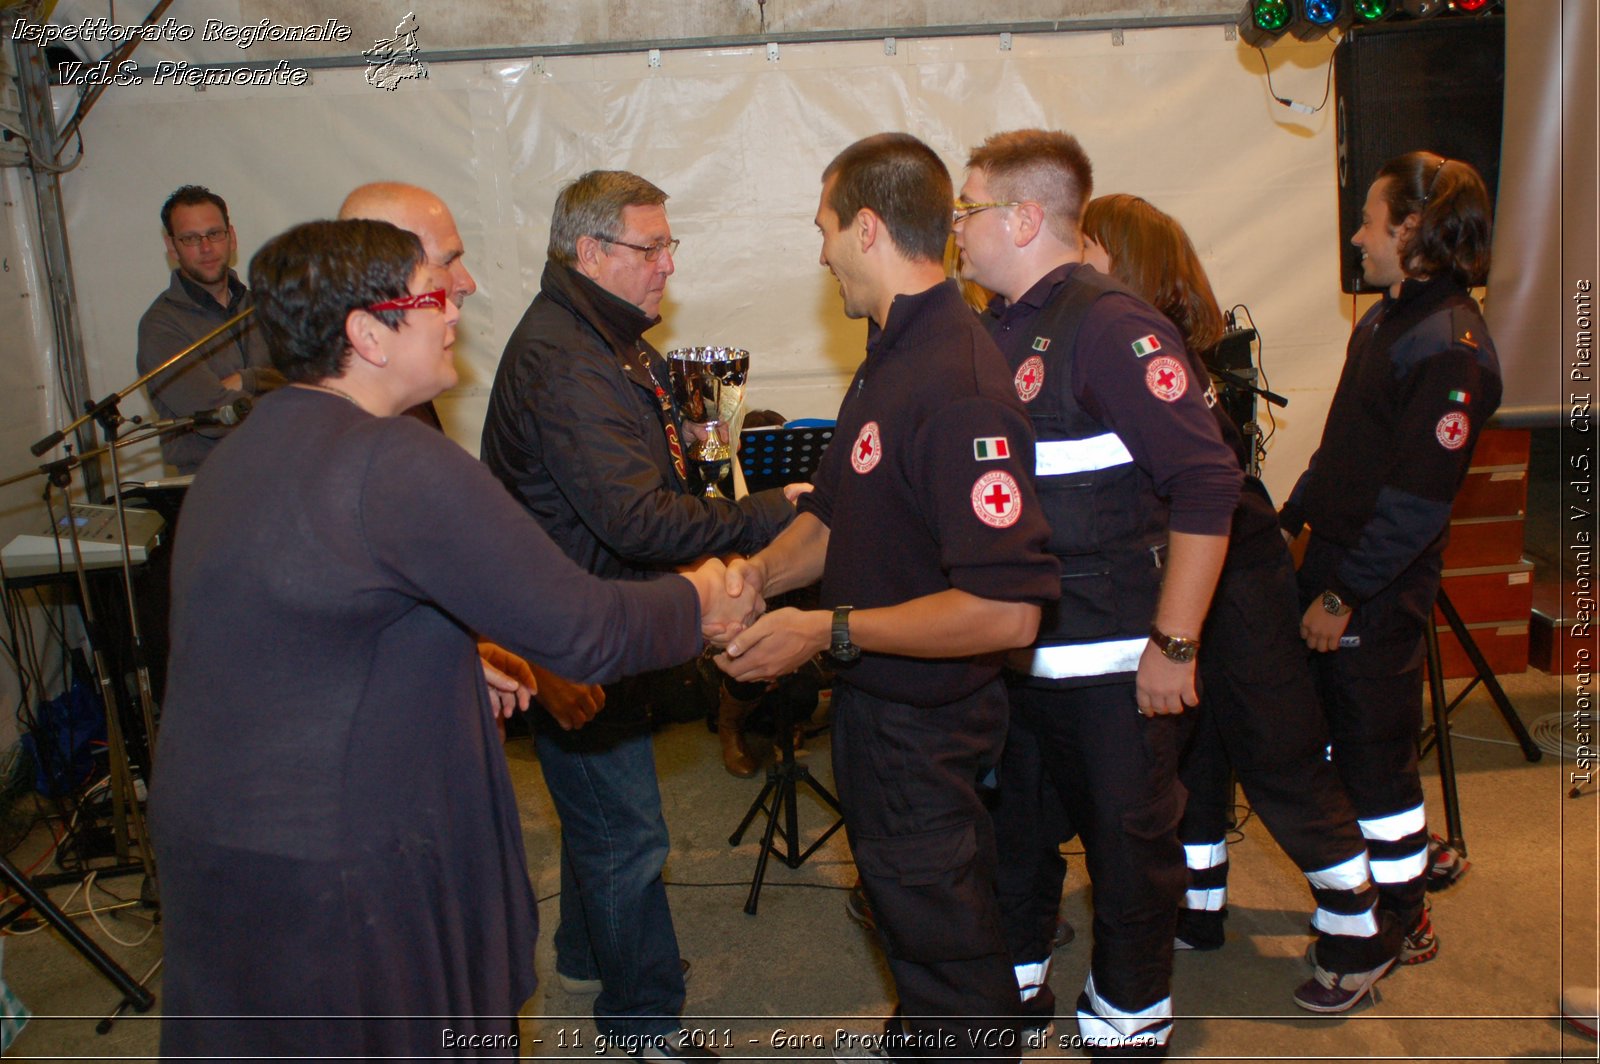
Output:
[535,723,685,1039]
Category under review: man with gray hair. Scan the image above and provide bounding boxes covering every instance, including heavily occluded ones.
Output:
[481,170,793,1062]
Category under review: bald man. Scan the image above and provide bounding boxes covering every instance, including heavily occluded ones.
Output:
[339,181,477,306]
[338,183,476,430]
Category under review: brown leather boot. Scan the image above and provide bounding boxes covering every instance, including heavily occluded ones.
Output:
[718,689,760,778]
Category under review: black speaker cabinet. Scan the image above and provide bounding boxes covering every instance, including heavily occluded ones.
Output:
[1334,16,1505,293]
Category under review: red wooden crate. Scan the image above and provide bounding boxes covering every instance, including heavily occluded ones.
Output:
[1436,563,1533,625]
[1441,517,1526,568]
[1451,469,1528,518]
[1466,428,1531,468]
[1431,620,1530,679]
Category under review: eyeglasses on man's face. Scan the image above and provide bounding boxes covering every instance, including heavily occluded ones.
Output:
[951,200,1022,224]
[367,288,449,314]
[174,227,231,248]
[597,236,681,263]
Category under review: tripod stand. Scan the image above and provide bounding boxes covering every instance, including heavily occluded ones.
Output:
[1419,587,1541,858]
[0,855,154,1015]
[727,692,845,915]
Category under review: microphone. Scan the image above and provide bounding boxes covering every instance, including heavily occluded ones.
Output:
[191,397,253,427]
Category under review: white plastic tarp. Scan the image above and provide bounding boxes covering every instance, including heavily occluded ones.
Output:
[56,24,1348,501]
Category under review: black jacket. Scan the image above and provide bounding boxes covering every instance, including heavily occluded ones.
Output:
[480,260,793,581]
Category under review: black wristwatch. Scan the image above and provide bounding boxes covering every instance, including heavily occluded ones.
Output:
[1321,590,1353,617]
[1148,624,1200,664]
[829,606,860,663]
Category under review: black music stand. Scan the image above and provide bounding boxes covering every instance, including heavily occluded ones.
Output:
[1419,588,1541,858]
[738,423,834,495]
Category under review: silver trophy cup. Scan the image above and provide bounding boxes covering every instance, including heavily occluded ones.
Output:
[665,346,750,499]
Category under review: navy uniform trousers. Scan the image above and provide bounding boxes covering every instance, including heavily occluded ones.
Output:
[833,679,1021,1063]
[992,677,1192,1056]
[1298,538,1438,931]
[1179,547,1393,972]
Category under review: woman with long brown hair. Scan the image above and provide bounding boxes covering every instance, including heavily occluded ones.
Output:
[1080,193,1401,1012]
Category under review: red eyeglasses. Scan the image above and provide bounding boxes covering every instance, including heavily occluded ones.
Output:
[367,288,448,313]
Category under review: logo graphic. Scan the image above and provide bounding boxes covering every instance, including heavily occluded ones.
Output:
[1145,356,1187,402]
[973,437,1010,461]
[1031,337,1051,352]
[364,12,427,90]
[1435,411,1470,450]
[1014,356,1045,403]
[971,471,1023,528]
[851,421,883,474]
[1131,334,1162,358]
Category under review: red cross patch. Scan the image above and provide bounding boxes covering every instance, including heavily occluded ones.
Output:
[1015,356,1045,403]
[851,421,883,473]
[1435,411,1470,450]
[1145,356,1187,403]
[971,471,1023,528]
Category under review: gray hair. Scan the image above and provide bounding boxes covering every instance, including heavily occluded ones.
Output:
[548,170,668,267]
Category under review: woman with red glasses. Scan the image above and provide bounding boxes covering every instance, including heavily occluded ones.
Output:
[149,219,747,1059]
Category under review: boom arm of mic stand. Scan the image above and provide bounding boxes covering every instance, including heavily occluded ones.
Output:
[1207,364,1288,409]
[30,306,254,457]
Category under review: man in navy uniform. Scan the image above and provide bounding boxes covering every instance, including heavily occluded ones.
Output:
[953,129,1241,1057]
[718,133,1058,1062]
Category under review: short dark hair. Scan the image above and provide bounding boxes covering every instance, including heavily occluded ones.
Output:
[966,129,1093,246]
[822,133,952,263]
[248,219,424,383]
[1375,151,1493,288]
[161,185,230,235]
[548,170,668,267]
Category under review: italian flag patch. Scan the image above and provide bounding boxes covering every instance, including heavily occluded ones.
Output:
[1131,334,1162,357]
[1448,389,1469,404]
[973,436,1010,461]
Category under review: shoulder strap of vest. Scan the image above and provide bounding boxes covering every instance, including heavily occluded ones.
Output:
[1025,267,1136,357]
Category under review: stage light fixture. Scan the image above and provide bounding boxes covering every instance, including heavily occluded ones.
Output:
[1239,0,1293,47]
[1399,0,1447,16]
[1453,0,1493,12]
[1352,0,1394,22]
[1290,0,1352,40]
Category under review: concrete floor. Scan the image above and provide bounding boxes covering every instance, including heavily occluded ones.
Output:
[2,669,1595,1061]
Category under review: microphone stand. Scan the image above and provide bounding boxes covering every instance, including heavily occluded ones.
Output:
[2,422,188,877]
[29,306,253,461]
[0,418,203,1028]
[25,307,252,772]
[1203,363,1289,410]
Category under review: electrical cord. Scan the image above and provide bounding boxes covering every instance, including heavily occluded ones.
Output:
[1453,713,1594,763]
[1256,41,1336,115]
